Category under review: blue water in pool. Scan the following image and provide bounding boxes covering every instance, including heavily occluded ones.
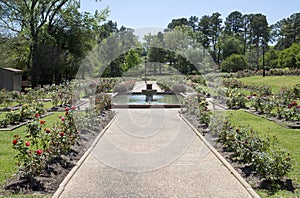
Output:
[112,94,182,105]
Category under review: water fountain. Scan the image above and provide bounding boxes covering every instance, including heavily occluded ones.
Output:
[111,49,183,108]
[142,83,157,102]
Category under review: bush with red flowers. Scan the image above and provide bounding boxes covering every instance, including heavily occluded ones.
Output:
[12,107,79,180]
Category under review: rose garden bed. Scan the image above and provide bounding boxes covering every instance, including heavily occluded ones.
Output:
[2,109,114,196]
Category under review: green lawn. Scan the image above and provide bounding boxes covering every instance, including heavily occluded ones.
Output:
[239,76,300,93]
[0,112,63,197]
[227,110,300,198]
[0,101,19,108]
[0,112,7,120]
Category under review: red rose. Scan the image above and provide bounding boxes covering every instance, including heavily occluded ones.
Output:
[287,105,292,109]
[252,93,257,96]
[65,111,69,115]
[297,106,300,109]
[71,106,76,110]
[35,113,40,118]
[25,141,30,147]
[291,101,298,106]
[40,120,46,125]
[45,129,51,134]
[247,96,251,99]
[65,107,70,111]
[12,139,18,145]
[59,132,65,137]
[61,117,65,122]
[36,149,43,155]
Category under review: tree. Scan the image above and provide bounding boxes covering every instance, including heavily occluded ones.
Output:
[221,36,243,60]
[198,15,211,49]
[166,18,189,31]
[98,20,118,42]
[198,13,223,64]
[260,48,278,69]
[241,14,253,55]
[249,14,270,70]
[273,13,300,50]
[221,54,249,72]
[208,12,223,64]
[277,43,300,69]
[189,16,199,31]
[224,11,243,36]
[0,0,108,86]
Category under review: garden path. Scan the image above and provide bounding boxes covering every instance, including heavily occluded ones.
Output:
[54,109,258,198]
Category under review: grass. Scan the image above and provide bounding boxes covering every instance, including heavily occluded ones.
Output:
[0,112,7,120]
[239,76,300,93]
[227,110,300,198]
[43,101,54,109]
[0,101,19,108]
[0,112,63,197]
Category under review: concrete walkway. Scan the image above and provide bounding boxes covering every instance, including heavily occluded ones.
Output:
[54,109,258,198]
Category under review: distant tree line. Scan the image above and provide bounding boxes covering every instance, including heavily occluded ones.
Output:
[0,1,299,87]
[163,11,300,73]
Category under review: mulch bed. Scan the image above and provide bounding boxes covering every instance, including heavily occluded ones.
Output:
[2,110,115,196]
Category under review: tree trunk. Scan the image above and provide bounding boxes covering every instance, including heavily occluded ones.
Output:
[31,33,39,87]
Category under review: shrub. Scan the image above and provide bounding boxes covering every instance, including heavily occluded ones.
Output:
[219,122,292,182]
[171,84,186,93]
[226,88,247,109]
[184,95,211,126]
[221,54,249,72]
[114,83,127,93]
[12,108,79,180]
[95,93,112,113]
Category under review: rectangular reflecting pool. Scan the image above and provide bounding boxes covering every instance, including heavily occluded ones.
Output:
[112,93,184,108]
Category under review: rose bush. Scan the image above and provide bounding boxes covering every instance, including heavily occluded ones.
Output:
[219,121,292,182]
[12,107,78,180]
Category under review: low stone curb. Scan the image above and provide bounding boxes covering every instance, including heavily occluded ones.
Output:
[52,114,117,198]
[180,113,260,198]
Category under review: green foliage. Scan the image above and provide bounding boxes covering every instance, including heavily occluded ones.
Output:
[221,36,243,60]
[12,108,78,180]
[219,121,292,182]
[157,75,187,92]
[221,54,249,72]
[171,84,186,93]
[228,110,300,197]
[226,88,247,109]
[277,43,300,69]
[0,0,109,86]
[273,13,300,50]
[113,80,135,93]
[184,95,211,126]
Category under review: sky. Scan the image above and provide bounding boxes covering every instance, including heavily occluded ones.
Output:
[80,0,300,29]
